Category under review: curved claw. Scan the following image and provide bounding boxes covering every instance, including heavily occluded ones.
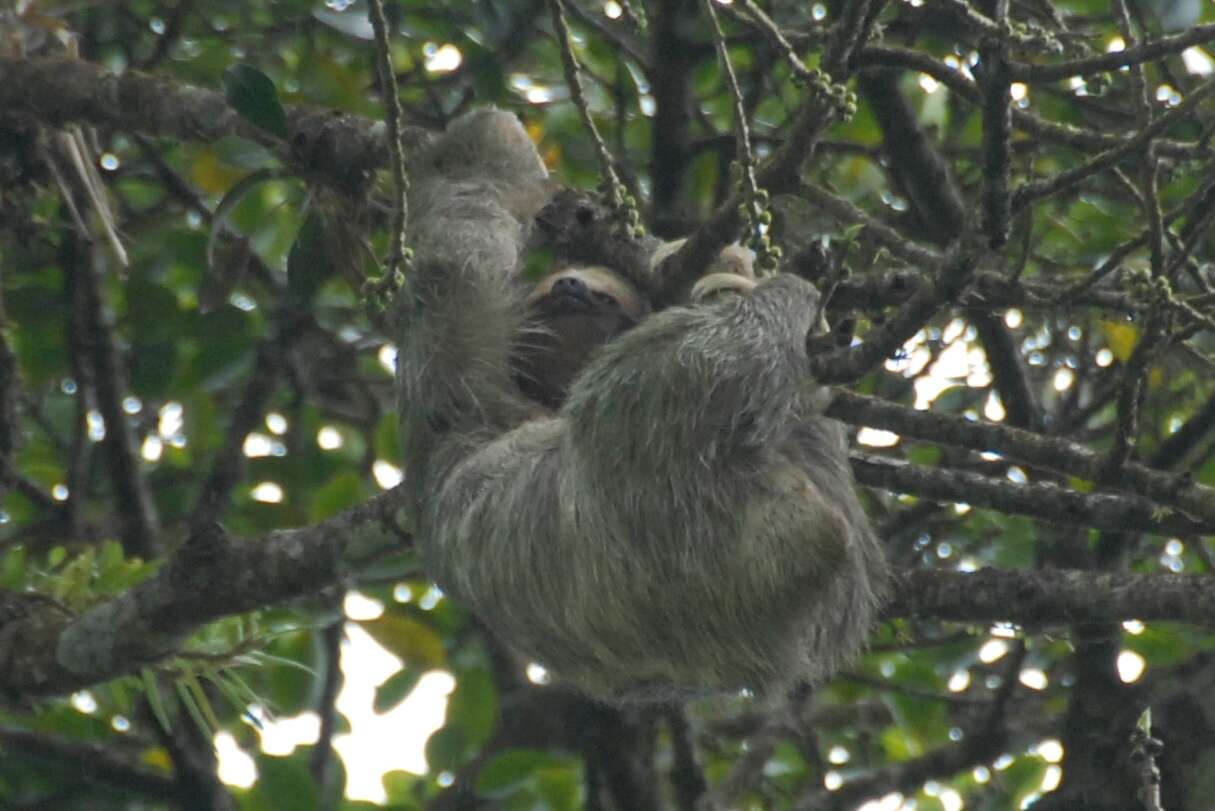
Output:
[690,272,759,304]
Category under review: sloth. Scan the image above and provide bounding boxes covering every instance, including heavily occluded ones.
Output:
[395,109,888,703]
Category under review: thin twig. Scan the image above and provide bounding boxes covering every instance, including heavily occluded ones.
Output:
[1013,77,1215,209]
[702,0,771,271]
[1011,21,1215,82]
[731,0,815,83]
[367,0,410,276]
[1098,0,1162,480]
[548,0,626,196]
[827,390,1215,526]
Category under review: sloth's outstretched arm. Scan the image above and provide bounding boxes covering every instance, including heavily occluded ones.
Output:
[395,110,550,484]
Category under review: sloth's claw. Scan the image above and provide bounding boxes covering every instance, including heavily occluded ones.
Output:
[690,272,759,304]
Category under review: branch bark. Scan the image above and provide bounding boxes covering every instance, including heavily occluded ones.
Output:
[887,568,1215,625]
[0,57,419,195]
[0,488,410,698]
[829,391,1215,526]
[852,451,1209,536]
[3,483,1213,699]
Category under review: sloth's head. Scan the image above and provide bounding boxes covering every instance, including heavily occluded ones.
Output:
[515,266,649,410]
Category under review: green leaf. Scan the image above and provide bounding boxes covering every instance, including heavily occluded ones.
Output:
[6,284,67,385]
[1001,755,1048,806]
[143,669,172,733]
[476,750,570,799]
[222,64,289,139]
[182,670,223,733]
[248,754,319,810]
[308,470,365,523]
[287,209,334,305]
[206,667,256,721]
[185,305,257,388]
[359,613,446,670]
[425,725,468,773]
[205,167,279,274]
[374,668,422,713]
[256,631,318,715]
[46,546,66,568]
[1124,624,1193,667]
[445,667,497,749]
[130,339,180,399]
[534,760,583,811]
[374,413,400,462]
[930,385,979,415]
[906,444,941,467]
[383,769,424,803]
[0,546,27,589]
[176,678,216,736]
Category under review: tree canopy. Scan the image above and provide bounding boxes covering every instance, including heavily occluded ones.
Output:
[3,0,1215,809]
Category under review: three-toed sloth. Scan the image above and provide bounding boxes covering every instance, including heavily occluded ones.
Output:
[395,109,887,703]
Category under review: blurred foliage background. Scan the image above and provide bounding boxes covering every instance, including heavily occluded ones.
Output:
[4,0,1215,809]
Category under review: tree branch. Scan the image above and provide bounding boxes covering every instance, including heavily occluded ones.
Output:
[3,468,1213,701]
[851,451,1209,536]
[0,487,410,698]
[1013,77,1215,209]
[0,57,417,195]
[829,391,1215,526]
[855,46,1202,160]
[64,234,161,558]
[0,724,176,797]
[810,248,979,383]
[1010,22,1215,83]
[888,568,1215,625]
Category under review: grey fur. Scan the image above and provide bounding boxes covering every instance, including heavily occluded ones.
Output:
[396,109,888,703]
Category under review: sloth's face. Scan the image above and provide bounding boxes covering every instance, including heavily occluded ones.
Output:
[515,267,648,410]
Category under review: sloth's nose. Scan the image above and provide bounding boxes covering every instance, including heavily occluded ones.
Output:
[552,276,589,297]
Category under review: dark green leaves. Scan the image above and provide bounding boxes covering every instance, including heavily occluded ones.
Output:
[222,63,290,139]
[476,750,582,810]
[287,209,334,305]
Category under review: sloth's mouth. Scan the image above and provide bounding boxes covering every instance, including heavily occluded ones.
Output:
[546,291,592,315]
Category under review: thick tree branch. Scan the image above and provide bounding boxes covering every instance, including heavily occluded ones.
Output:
[0,58,244,138]
[0,724,176,797]
[4,468,1214,700]
[0,487,410,698]
[1011,22,1215,83]
[978,12,1012,250]
[829,391,1215,526]
[0,57,418,194]
[851,452,1209,536]
[888,568,1215,625]
[858,67,966,246]
[649,0,695,237]
[810,249,979,383]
